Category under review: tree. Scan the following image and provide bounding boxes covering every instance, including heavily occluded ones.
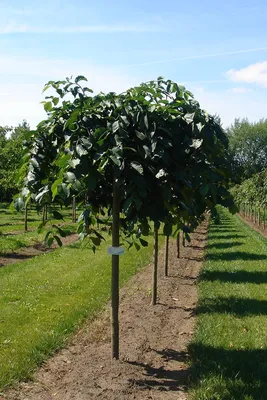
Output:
[227,118,267,182]
[16,76,234,359]
[0,122,30,202]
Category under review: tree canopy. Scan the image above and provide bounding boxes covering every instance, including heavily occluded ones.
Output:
[0,121,30,202]
[16,76,234,248]
[227,118,267,182]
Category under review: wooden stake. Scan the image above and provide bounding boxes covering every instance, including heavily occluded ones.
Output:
[151,225,159,305]
[111,178,120,359]
[164,236,169,277]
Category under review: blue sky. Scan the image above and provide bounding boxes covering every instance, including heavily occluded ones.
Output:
[1,0,267,128]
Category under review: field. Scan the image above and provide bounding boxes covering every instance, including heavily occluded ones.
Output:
[2,204,267,399]
[189,207,267,400]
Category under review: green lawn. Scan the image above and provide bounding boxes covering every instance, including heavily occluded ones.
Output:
[189,206,267,400]
[0,203,78,253]
[0,203,75,234]
[0,233,159,389]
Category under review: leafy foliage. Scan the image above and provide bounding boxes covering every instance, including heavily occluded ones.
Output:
[231,169,267,207]
[0,121,30,202]
[16,76,234,247]
[227,118,267,182]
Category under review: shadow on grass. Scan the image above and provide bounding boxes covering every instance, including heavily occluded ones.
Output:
[208,234,246,240]
[200,270,267,284]
[207,251,266,262]
[207,241,244,250]
[197,296,267,316]
[189,343,267,399]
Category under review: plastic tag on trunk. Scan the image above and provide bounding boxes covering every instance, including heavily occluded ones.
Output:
[108,246,124,255]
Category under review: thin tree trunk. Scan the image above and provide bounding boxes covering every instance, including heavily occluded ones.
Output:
[164,236,169,277]
[151,225,159,305]
[111,178,120,360]
[72,196,76,223]
[258,208,261,226]
[264,208,266,229]
[24,204,28,232]
[177,232,180,258]
[183,233,185,247]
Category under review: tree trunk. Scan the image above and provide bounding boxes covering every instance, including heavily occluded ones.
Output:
[264,208,266,229]
[164,236,169,277]
[183,233,185,247]
[24,204,28,232]
[151,225,159,305]
[177,232,180,258]
[111,178,120,360]
[72,196,76,223]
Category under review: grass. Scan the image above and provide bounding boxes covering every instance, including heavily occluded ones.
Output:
[0,203,75,233]
[0,202,79,254]
[189,206,267,400]
[0,232,161,390]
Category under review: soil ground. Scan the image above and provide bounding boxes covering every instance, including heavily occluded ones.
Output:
[0,234,79,267]
[4,221,208,400]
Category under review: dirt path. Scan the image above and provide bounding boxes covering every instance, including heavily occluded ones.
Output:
[5,222,208,400]
[0,234,79,267]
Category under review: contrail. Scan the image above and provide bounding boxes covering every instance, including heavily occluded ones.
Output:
[126,46,267,67]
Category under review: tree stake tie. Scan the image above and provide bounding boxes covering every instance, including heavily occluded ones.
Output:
[108,246,125,256]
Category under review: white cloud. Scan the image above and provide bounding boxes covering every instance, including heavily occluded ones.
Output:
[227,61,267,88]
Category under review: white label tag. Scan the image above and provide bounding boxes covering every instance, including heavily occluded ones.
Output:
[108,246,124,255]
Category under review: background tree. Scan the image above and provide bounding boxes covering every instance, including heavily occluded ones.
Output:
[227,118,267,182]
[0,121,30,202]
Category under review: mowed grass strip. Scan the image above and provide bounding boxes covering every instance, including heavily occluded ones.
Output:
[0,234,158,389]
[0,203,76,234]
[189,206,267,400]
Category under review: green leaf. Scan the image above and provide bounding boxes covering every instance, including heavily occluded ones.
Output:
[51,178,62,199]
[130,162,143,175]
[65,172,76,183]
[110,155,121,166]
[44,102,53,112]
[184,113,195,124]
[134,242,141,251]
[144,115,149,129]
[135,130,146,140]
[47,237,54,247]
[91,237,101,246]
[200,184,209,196]
[52,225,67,237]
[52,97,59,106]
[52,210,64,220]
[76,144,88,157]
[75,75,88,83]
[139,238,148,247]
[112,121,120,133]
[54,235,63,247]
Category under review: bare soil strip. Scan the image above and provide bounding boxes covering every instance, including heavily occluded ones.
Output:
[0,234,79,267]
[5,222,207,400]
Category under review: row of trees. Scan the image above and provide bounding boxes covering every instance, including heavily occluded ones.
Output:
[0,121,30,202]
[231,169,267,227]
[227,118,267,183]
[15,76,235,359]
